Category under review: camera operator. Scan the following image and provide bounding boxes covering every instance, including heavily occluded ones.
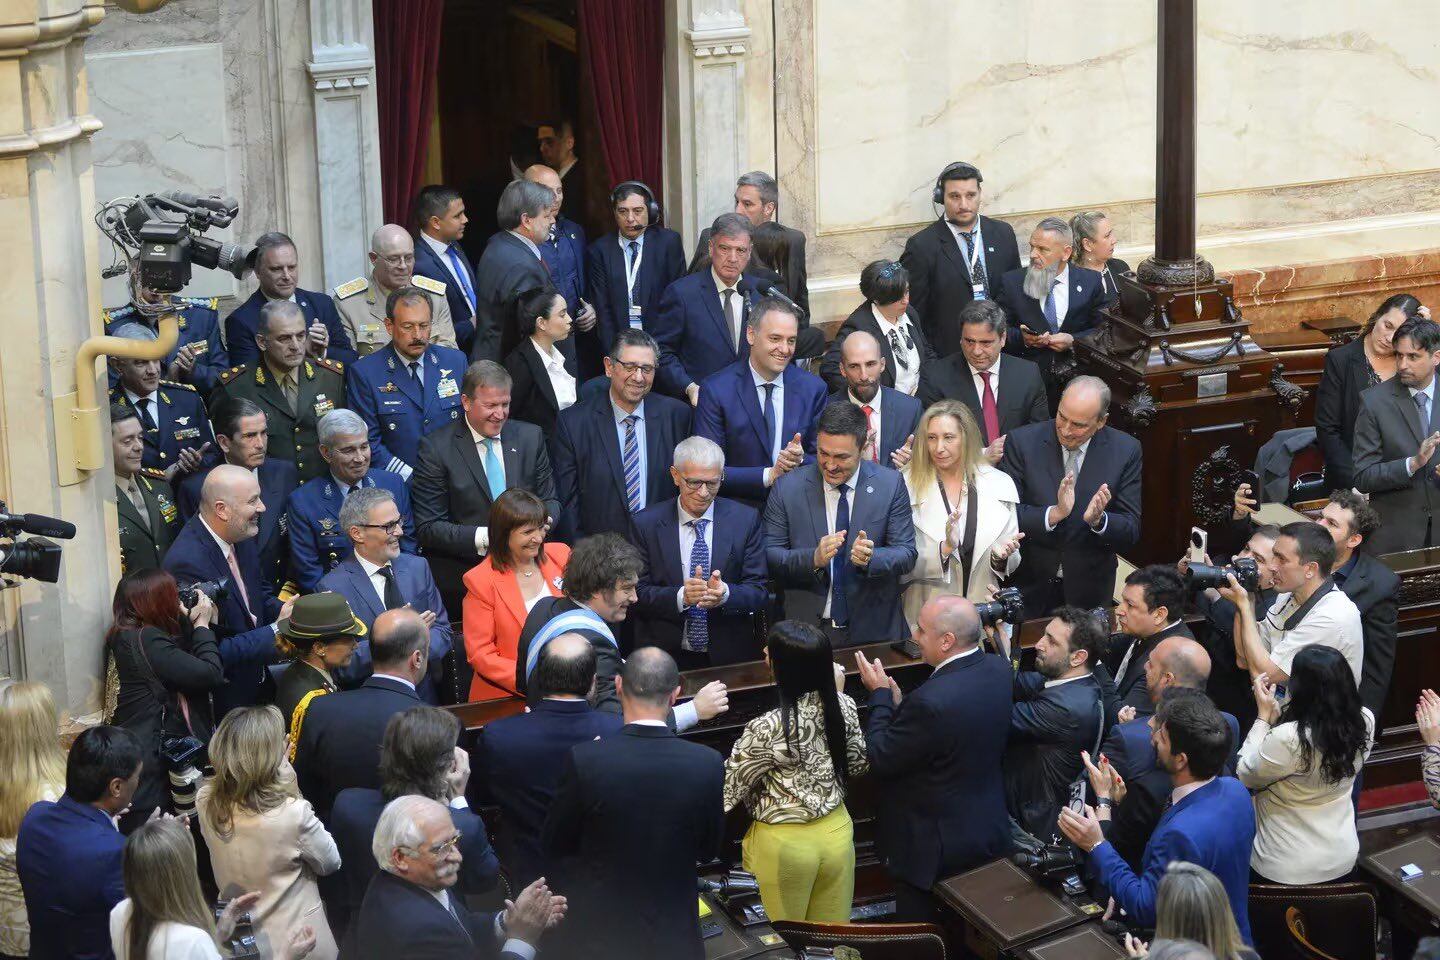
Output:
[106,568,225,832]
[1110,566,1192,721]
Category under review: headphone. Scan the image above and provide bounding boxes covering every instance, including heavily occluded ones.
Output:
[611,181,662,226]
[932,161,983,205]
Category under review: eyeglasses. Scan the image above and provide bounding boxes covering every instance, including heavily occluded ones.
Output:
[403,832,462,857]
[358,519,405,534]
[377,253,415,267]
[679,476,723,492]
[613,360,656,378]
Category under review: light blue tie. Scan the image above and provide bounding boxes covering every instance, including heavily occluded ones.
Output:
[483,437,505,500]
[446,245,477,313]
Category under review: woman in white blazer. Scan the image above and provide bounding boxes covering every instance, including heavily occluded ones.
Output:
[902,400,1023,630]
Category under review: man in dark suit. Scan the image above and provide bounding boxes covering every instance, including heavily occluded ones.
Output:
[475,633,623,887]
[553,328,691,542]
[653,213,760,402]
[694,297,829,507]
[411,359,559,622]
[689,170,810,316]
[999,376,1142,613]
[827,329,923,468]
[1110,565,1193,720]
[1353,315,1440,553]
[525,164,599,369]
[586,183,686,365]
[544,648,725,960]
[108,322,214,481]
[763,401,917,648]
[917,299,1048,461]
[538,117,593,234]
[473,178,557,364]
[632,436,770,667]
[899,162,1021,358]
[412,184,480,353]
[163,464,288,715]
[854,596,1014,921]
[112,404,179,576]
[356,795,563,960]
[224,231,357,368]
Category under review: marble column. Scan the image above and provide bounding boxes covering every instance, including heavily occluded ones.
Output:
[0,0,120,717]
[307,0,383,290]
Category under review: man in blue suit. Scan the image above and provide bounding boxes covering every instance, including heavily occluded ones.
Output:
[830,329,923,468]
[164,464,290,715]
[763,400,917,648]
[287,409,415,593]
[475,633,623,888]
[318,486,450,703]
[632,436,770,668]
[225,231,357,368]
[526,164,599,374]
[553,328,691,541]
[104,279,230,394]
[652,212,760,402]
[695,298,828,508]
[1061,687,1255,945]
[412,184,479,353]
[346,286,468,479]
[109,322,214,480]
[586,182,686,370]
[16,725,141,960]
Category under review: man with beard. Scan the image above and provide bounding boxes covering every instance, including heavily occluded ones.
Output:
[335,223,460,354]
[412,184,479,354]
[831,330,922,469]
[996,217,1105,409]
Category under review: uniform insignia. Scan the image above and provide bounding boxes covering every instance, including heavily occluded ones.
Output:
[412,274,446,295]
[304,361,315,379]
[866,486,874,495]
[158,499,178,525]
[159,391,170,405]
[1075,284,1082,292]
[334,277,369,300]
[279,514,288,535]
[381,382,398,393]
[315,357,344,374]
[174,428,201,441]
[160,379,197,393]
[175,416,190,426]
[140,466,167,481]
[218,365,246,385]
[177,317,188,330]
[320,517,335,530]
[254,365,266,386]
[314,394,335,418]
[440,369,452,378]
[386,355,395,370]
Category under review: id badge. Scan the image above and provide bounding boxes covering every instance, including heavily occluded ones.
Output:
[628,305,644,328]
[972,284,988,301]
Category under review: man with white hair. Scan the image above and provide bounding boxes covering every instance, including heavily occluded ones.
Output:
[356,794,564,960]
[334,223,459,354]
[631,436,771,667]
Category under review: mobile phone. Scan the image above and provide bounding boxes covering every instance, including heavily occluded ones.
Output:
[1239,470,1260,493]
[1189,527,1208,564]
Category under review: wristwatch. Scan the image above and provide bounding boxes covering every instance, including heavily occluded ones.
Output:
[1096,797,1114,809]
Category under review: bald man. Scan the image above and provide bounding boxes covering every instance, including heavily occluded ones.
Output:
[164,464,291,715]
[524,164,598,375]
[335,223,459,354]
[826,330,922,467]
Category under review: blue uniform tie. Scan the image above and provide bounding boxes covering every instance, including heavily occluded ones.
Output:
[684,518,710,653]
[831,484,851,627]
[483,437,505,501]
[447,244,477,313]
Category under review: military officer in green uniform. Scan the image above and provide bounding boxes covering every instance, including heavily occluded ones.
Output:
[111,402,179,575]
[335,224,458,355]
[210,300,346,483]
[274,590,367,734]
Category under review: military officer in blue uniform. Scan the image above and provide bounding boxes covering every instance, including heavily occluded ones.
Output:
[104,279,230,395]
[112,403,180,575]
[285,408,416,592]
[525,164,595,376]
[345,286,467,479]
[223,231,358,368]
[109,322,215,480]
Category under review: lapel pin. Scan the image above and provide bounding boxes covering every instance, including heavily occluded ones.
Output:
[865,485,874,495]
[1075,284,1082,292]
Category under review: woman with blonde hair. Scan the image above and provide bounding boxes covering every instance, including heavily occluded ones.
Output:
[197,706,340,960]
[901,400,1023,633]
[0,682,66,958]
[1122,861,1257,960]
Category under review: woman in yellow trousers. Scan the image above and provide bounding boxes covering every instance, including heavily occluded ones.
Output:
[723,621,869,922]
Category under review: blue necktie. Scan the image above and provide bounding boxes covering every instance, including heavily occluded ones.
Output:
[627,241,641,307]
[446,245,477,313]
[482,438,505,501]
[1417,391,1431,437]
[622,415,643,512]
[683,518,710,653]
[1043,278,1059,332]
[761,383,777,460]
[831,484,850,627]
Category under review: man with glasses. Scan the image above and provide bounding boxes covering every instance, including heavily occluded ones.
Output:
[552,328,691,541]
[631,436,770,667]
[335,224,460,355]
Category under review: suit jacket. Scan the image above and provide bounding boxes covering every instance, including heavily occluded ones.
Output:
[691,222,810,316]
[346,343,468,475]
[16,796,127,960]
[829,386,923,469]
[353,868,519,960]
[474,698,624,888]
[1094,257,1131,307]
[513,596,626,713]
[632,497,770,665]
[117,472,179,576]
[223,287,357,368]
[461,543,570,701]
[762,460,917,641]
[503,337,574,438]
[179,458,297,591]
[899,216,1021,358]
[818,302,937,394]
[1089,776,1255,945]
[162,516,284,716]
[411,417,559,620]
[1106,621,1197,721]
[652,269,759,398]
[1314,338,1375,491]
[997,265,1106,385]
[473,229,555,366]
[293,674,422,821]
[999,421,1143,610]
[1006,671,1107,839]
[587,228,687,354]
[543,724,725,960]
[1352,377,1440,553]
[865,649,1014,888]
[412,232,479,353]
[1338,551,1402,718]
[695,360,829,504]
[285,467,415,593]
[541,217,587,322]
[916,353,1049,444]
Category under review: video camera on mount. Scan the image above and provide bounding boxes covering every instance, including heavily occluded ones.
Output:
[1184,555,1260,592]
[97,189,250,295]
[0,504,75,584]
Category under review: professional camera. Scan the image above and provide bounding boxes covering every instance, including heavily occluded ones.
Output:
[1014,842,1084,882]
[96,189,249,295]
[1184,556,1260,592]
[976,587,1025,627]
[214,899,261,960]
[0,504,75,585]
[159,734,206,815]
[178,577,231,610]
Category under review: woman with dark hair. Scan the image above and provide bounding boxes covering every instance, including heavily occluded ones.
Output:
[722,620,868,922]
[1315,292,1428,490]
[749,222,793,292]
[1237,644,1373,884]
[819,258,936,396]
[107,568,225,832]
[462,489,570,701]
[503,285,576,436]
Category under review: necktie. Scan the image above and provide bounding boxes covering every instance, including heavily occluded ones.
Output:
[622,415,643,512]
[407,360,422,390]
[482,438,505,500]
[961,231,988,293]
[761,383,777,458]
[1064,446,1081,479]
[722,288,739,351]
[282,373,298,415]
[683,519,711,653]
[1417,391,1431,438]
[446,244,477,313]
[125,482,150,531]
[861,404,878,462]
[627,241,641,306]
[378,563,405,610]
[225,549,256,627]
[831,484,851,627]
[1043,278,1060,332]
[979,371,1001,443]
[887,329,911,370]
[137,398,157,432]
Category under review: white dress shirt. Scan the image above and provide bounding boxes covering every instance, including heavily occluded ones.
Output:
[1034,265,1073,327]
[870,304,920,396]
[1043,672,1091,689]
[821,475,856,619]
[355,553,393,610]
[970,354,1002,406]
[531,338,577,411]
[934,644,981,671]
[618,231,646,309]
[849,388,882,462]
[421,231,470,293]
[465,420,505,554]
[1171,776,1215,807]
[675,502,730,611]
[751,362,785,485]
[713,268,743,350]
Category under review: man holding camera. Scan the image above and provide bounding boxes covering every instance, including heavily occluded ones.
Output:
[1110,566,1192,721]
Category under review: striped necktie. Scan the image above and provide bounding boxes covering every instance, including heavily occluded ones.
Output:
[622,415,642,512]
[683,519,710,653]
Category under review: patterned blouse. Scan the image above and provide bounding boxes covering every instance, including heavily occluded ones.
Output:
[723,691,869,824]
[1423,744,1440,809]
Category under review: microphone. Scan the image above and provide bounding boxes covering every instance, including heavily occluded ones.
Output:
[757,283,806,321]
[0,512,77,539]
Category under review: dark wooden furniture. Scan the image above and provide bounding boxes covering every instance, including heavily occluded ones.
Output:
[1247,881,1378,960]
[932,858,1105,960]
[1012,923,1127,960]
[1360,804,1440,957]
[770,920,949,960]
[1302,315,1362,344]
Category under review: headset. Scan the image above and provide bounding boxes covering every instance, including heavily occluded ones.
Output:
[931,161,984,205]
[610,181,662,226]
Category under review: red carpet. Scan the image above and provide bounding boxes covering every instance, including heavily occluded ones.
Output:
[1360,782,1429,812]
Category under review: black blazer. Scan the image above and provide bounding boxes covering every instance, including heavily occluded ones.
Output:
[503,337,572,438]
[1006,671,1107,840]
[1095,257,1131,306]
[292,674,421,821]
[586,227,687,354]
[916,353,1049,445]
[899,215,1021,358]
[1314,337,1375,491]
[353,869,518,960]
[178,458,298,591]
[817,302,936,393]
[1340,551,1401,718]
[691,222,810,316]
[473,229,560,366]
[544,724,725,960]
[1106,620,1196,721]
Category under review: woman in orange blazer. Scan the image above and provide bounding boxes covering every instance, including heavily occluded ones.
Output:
[462,489,570,701]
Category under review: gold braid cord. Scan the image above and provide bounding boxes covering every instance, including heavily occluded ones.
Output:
[287,688,329,761]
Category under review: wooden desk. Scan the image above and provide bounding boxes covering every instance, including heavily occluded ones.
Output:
[933,857,1107,960]
[1360,803,1440,956]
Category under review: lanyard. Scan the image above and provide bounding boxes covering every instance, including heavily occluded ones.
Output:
[956,222,983,273]
[623,238,645,305]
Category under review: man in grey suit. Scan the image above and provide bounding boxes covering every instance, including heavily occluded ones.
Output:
[763,400,917,647]
[473,178,556,364]
[689,170,809,316]
[1354,315,1440,554]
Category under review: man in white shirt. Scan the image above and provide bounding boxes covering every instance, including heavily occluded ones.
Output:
[832,330,921,468]
[412,184,480,354]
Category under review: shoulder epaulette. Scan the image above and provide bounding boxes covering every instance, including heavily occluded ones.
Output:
[180,296,220,311]
[103,304,134,324]
[217,365,248,385]
[334,277,368,300]
[315,356,344,375]
[411,274,446,296]
[159,379,197,393]
[139,466,168,482]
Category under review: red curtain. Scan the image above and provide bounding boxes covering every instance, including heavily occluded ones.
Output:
[374,0,446,224]
[578,0,664,195]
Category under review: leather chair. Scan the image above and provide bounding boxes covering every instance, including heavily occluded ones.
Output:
[1247,881,1377,960]
[770,920,948,960]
